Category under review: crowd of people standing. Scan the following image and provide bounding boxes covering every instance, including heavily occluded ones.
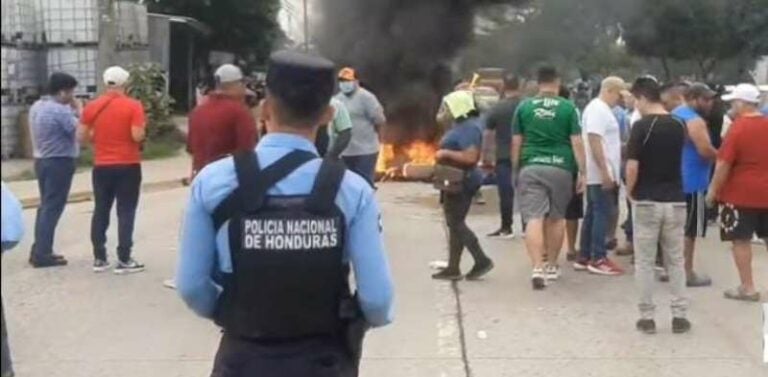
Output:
[433,66,767,334]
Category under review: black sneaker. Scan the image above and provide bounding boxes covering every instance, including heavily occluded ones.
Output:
[114,259,145,275]
[466,260,494,281]
[29,254,68,268]
[636,319,656,334]
[487,229,515,239]
[93,259,111,273]
[672,318,691,334]
[431,269,463,281]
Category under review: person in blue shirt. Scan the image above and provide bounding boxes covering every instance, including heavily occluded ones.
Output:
[431,90,494,281]
[28,73,79,268]
[2,181,25,377]
[664,83,717,288]
[176,51,393,377]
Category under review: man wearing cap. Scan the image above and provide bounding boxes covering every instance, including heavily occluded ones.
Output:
[335,67,386,185]
[187,64,258,178]
[79,66,146,274]
[670,83,717,287]
[706,83,767,302]
[27,72,80,268]
[176,51,394,377]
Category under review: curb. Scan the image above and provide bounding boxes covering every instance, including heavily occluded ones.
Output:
[20,178,187,210]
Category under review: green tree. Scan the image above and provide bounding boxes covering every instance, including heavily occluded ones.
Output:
[146,0,283,66]
[623,0,766,80]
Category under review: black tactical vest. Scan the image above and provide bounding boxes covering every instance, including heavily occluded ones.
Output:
[211,150,350,340]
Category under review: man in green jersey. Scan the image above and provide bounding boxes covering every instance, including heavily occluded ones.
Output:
[512,66,587,290]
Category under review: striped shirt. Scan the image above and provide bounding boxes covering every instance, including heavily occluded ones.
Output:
[29,97,79,158]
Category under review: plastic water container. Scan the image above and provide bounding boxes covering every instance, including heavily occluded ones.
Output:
[1,47,45,90]
[46,47,98,97]
[39,0,99,44]
[0,103,23,159]
[0,0,43,45]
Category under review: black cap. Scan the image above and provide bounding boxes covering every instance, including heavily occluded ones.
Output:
[266,50,336,119]
[684,82,716,100]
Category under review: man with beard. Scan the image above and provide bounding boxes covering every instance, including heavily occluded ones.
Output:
[666,83,718,287]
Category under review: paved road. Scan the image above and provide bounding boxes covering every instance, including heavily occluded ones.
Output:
[2,183,766,376]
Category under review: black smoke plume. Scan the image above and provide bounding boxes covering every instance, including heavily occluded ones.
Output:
[316,0,520,143]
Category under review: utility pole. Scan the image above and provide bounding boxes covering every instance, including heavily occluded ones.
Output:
[97,0,118,93]
[303,0,309,52]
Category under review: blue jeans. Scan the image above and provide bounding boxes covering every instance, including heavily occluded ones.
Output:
[31,157,76,258]
[496,159,514,230]
[580,185,618,261]
[342,153,378,186]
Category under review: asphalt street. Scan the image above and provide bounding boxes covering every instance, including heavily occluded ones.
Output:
[2,183,766,377]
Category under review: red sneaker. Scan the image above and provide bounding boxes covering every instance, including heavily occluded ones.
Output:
[573,257,590,271]
[587,258,624,276]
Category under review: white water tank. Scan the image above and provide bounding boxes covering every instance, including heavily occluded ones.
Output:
[1,47,44,90]
[1,0,43,44]
[1,103,23,159]
[46,47,99,97]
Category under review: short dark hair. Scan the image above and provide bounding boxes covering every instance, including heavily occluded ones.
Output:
[684,83,716,101]
[47,72,78,95]
[631,77,661,103]
[537,66,559,84]
[503,73,520,91]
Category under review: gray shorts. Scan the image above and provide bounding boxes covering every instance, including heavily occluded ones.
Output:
[518,165,574,221]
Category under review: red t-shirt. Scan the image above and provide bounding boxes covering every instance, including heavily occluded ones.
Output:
[717,114,768,208]
[187,94,258,174]
[82,91,146,166]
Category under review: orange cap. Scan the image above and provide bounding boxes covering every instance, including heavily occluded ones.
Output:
[338,67,357,81]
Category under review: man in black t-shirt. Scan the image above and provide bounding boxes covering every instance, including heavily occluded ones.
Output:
[486,74,522,238]
[626,77,691,335]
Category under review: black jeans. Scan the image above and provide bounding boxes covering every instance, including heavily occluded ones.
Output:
[495,159,515,230]
[1,293,11,376]
[443,189,489,272]
[211,334,356,377]
[90,164,142,262]
[31,157,76,258]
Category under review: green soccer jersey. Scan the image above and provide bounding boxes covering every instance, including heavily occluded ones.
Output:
[512,95,581,173]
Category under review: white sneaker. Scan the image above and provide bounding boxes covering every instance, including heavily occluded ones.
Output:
[545,264,561,281]
[532,268,547,290]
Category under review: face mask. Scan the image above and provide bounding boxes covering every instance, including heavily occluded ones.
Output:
[339,81,356,94]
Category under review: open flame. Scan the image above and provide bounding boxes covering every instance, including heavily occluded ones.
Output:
[376,141,437,181]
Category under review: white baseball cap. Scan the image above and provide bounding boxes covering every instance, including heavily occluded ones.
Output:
[722,83,761,104]
[103,66,130,87]
[215,64,244,84]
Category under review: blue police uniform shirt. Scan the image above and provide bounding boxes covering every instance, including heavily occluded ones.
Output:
[176,133,394,327]
[440,116,484,191]
[672,105,712,194]
[1,181,24,252]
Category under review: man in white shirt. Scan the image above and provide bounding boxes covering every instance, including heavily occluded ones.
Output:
[574,77,627,276]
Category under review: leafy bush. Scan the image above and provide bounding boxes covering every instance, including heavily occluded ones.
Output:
[126,63,178,141]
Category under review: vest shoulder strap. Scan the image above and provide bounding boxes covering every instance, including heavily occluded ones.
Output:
[212,149,317,230]
[306,158,347,214]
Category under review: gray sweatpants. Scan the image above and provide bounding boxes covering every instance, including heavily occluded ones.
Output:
[633,201,688,319]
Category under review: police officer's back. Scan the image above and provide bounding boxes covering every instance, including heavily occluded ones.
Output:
[176,51,394,377]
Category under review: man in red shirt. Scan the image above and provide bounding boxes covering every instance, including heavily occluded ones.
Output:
[707,83,768,302]
[79,66,147,274]
[187,64,258,178]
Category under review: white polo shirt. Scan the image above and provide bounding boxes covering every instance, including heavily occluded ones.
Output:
[582,98,622,185]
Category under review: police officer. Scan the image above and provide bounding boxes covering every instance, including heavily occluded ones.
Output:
[176,51,394,377]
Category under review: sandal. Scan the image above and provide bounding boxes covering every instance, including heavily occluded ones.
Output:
[723,287,760,302]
